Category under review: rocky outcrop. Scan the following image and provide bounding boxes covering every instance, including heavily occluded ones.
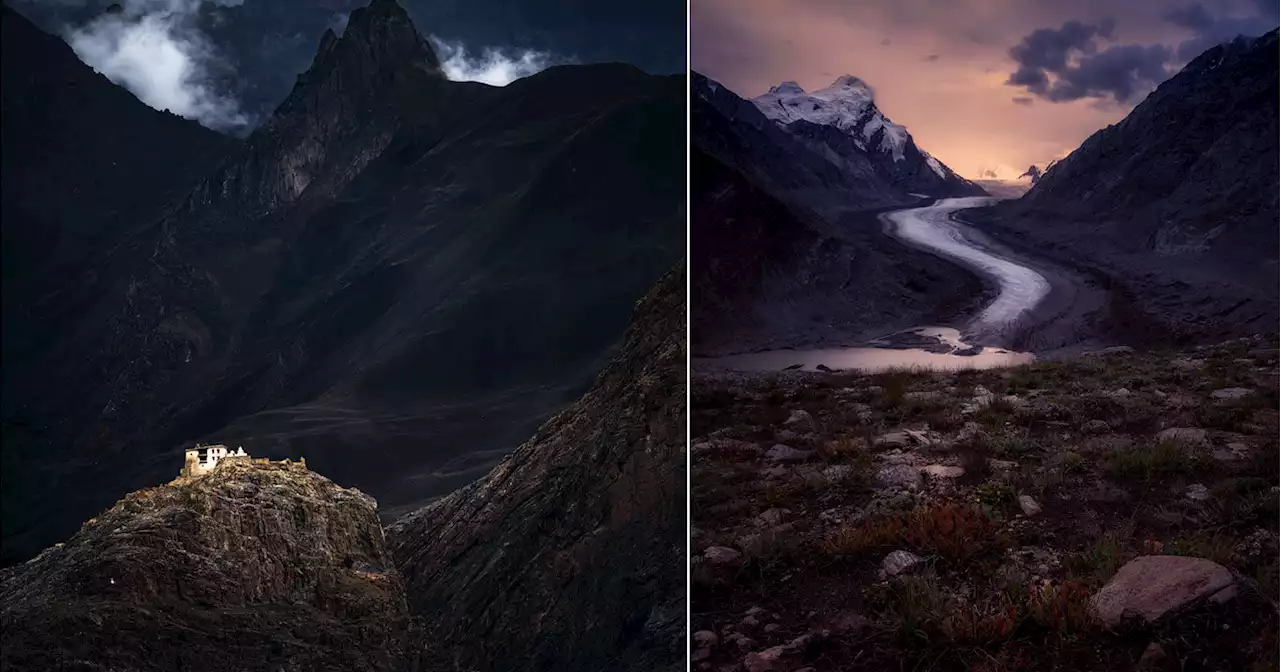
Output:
[968,29,1278,345]
[389,267,687,672]
[0,461,408,671]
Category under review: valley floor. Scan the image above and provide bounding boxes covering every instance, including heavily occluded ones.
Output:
[690,336,1279,671]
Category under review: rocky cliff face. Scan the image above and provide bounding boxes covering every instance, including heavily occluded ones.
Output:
[969,29,1278,345]
[3,0,683,565]
[0,461,409,672]
[389,267,687,672]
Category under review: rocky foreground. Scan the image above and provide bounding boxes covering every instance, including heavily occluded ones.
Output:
[692,336,1279,671]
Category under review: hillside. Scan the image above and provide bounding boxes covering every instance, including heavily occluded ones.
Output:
[966,29,1278,345]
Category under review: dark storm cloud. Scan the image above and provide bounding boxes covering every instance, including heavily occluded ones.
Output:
[1011,96,1034,105]
[1007,2,1276,105]
[1163,2,1279,60]
[1005,19,1172,104]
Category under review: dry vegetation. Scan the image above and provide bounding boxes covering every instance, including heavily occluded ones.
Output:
[691,336,1280,671]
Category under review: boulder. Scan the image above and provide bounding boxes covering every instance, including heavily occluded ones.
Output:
[1090,556,1236,627]
[704,546,743,565]
[880,550,924,578]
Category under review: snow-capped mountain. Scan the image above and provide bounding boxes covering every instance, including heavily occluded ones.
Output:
[751,75,984,198]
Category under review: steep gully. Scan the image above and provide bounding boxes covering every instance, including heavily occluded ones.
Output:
[699,197,1106,372]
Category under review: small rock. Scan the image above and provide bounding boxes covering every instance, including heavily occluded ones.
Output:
[693,630,719,648]
[691,647,711,662]
[1210,387,1253,401]
[829,610,869,634]
[1111,388,1132,398]
[874,431,912,448]
[904,390,942,402]
[784,410,813,427]
[1018,495,1043,516]
[760,465,789,479]
[1170,358,1203,371]
[762,623,780,634]
[756,508,790,526]
[1090,555,1237,627]
[765,444,812,462]
[903,428,936,446]
[743,646,786,672]
[1135,642,1171,671]
[921,464,964,479]
[880,550,924,578]
[1156,427,1208,447]
[986,458,1018,470]
[876,464,922,491]
[775,429,798,441]
[1185,483,1209,501]
[704,546,743,565]
[744,606,765,616]
[822,465,853,481]
[741,615,760,628]
[1082,419,1112,434]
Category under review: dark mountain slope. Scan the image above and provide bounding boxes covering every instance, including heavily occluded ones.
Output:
[967,29,1278,344]
[390,266,686,672]
[690,73,985,355]
[1,4,233,377]
[1,0,683,564]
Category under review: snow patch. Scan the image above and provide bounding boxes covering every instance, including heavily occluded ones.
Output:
[923,153,947,179]
[753,75,914,161]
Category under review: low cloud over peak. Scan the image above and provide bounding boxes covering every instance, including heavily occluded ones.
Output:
[65,0,252,131]
[428,36,567,87]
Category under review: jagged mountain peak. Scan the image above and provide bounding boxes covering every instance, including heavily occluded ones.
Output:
[752,73,907,162]
[825,74,875,96]
[768,80,805,95]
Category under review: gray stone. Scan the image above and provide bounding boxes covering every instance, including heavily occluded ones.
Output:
[921,464,964,479]
[784,409,814,427]
[880,550,924,578]
[704,546,743,565]
[1210,387,1253,401]
[756,508,791,527]
[1135,643,1170,671]
[874,431,912,448]
[1018,495,1043,516]
[1185,483,1210,501]
[743,646,786,672]
[1082,419,1111,434]
[765,444,812,462]
[1156,427,1208,446]
[692,630,719,648]
[1090,555,1236,627]
[876,465,922,491]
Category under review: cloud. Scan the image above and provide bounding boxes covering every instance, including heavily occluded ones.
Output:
[923,53,941,61]
[1007,4,1276,105]
[428,37,565,87]
[65,0,251,131]
[1162,3,1278,60]
[1005,19,1171,104]
[1011,96,1034,105]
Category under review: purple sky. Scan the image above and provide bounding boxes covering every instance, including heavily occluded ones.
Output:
[692,0,1278,179]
